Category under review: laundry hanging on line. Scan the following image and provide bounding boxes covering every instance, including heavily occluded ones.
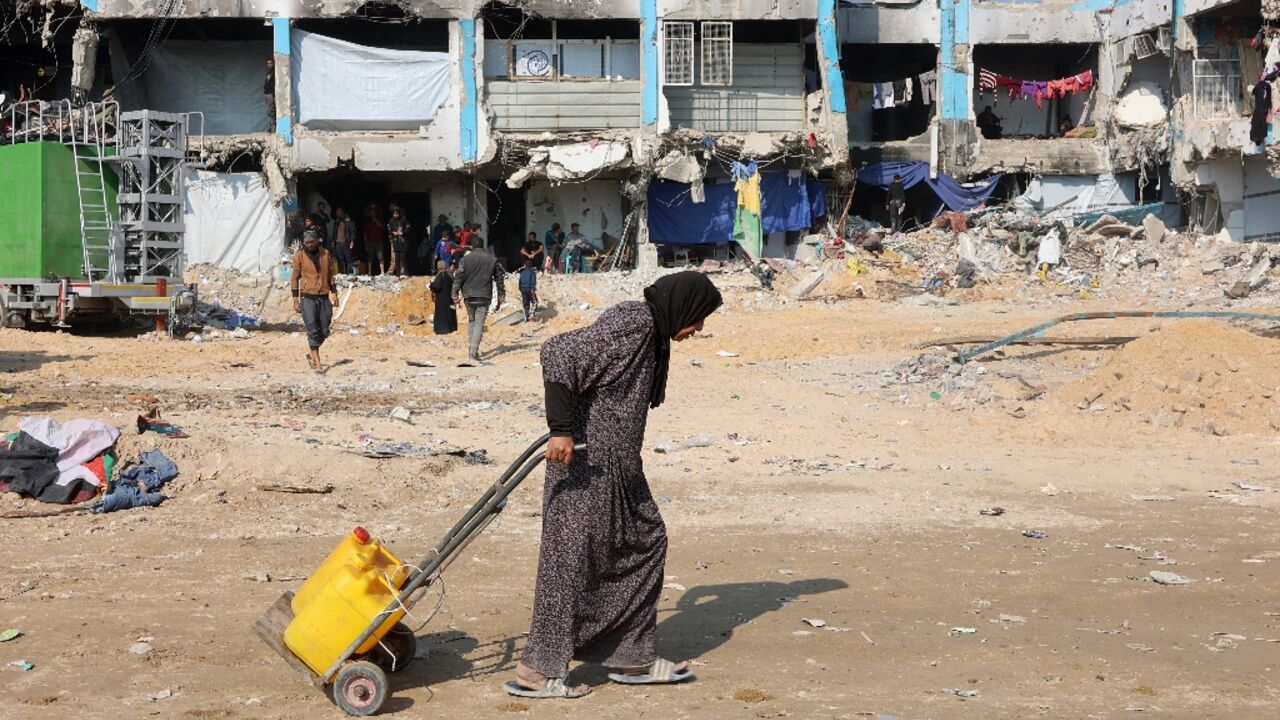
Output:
[977,68,1095,109]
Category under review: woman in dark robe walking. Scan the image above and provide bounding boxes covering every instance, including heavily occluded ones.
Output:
[505,271,723,699]
[428,259,457,335]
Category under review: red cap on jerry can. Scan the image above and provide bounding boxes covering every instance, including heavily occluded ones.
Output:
[352,526,371,544]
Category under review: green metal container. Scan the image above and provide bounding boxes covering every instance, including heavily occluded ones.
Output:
[0,142,117,281]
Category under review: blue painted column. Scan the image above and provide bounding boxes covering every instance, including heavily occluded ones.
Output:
[939,0,972,121]
[460,18,479,164]
[816,0,846,114]
[272,17,293,145]
[641,0,659,127]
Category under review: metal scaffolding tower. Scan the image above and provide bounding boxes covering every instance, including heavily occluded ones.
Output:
[116,110,186,282]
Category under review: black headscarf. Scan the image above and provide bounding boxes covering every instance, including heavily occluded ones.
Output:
[643,271,723,409]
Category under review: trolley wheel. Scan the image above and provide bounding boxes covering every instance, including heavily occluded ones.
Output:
[331,660,389,717]
[372,622,418,673]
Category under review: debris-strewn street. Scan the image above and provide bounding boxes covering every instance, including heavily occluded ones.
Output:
[3,268,1279,719]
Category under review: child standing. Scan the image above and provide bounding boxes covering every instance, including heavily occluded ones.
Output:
[518,258,539,322]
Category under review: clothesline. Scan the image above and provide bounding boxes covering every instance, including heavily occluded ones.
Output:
[977,68,1095,109]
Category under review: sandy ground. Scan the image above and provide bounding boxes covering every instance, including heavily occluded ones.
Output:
[2,274,1280,720]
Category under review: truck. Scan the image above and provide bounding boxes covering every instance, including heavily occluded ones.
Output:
[0,101,197,334]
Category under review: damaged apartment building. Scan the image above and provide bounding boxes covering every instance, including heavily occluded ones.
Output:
[839,0,1280,243]
[2,0,1277,274]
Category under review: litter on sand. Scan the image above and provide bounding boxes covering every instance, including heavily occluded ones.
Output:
[1149,571,1194,585]
[1023,530,1047,539]
[0,628,20,642]
[946,688,980,698]
[802,618,827,628]
[950,627,978,636]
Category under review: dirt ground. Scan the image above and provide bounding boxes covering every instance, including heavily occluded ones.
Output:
[2,271,1280,720]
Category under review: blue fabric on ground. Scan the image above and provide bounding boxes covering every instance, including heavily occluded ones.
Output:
[761,174,812,234]
[97,484,165,513]
[93,450,178,513]
[121,449,178,492]
[647,180,736,246]
[856,161,1002,212]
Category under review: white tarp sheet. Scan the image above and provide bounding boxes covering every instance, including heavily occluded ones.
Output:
[1012,173,1138,218]
[140,41,272,135]
[183,169,284,274]
[291,30,451,131]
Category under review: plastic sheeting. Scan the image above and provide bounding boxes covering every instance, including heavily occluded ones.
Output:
[292,30,451,131]
[761,173,812,234]
[183,169,284,274]
[1012,173,1138,217]
[131,41,271,135]
[857,161,1002,212]
[648,180,736,246]
[651,175,830,246]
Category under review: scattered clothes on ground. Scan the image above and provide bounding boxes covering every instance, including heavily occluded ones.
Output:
[93,450,179,514]
[19,417,120,489]
[0,429,115,504]
[137,415,190,439]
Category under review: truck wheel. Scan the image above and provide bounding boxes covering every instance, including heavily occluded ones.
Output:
[2,310,26,330]
[331,660,388,716]
[372,623,417,673]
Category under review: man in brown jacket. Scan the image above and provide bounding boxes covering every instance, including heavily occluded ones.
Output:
[292,230,341,372]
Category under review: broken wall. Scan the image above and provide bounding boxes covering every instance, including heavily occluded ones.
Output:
[1193,155,1246,240]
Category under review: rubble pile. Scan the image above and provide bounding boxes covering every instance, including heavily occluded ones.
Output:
[1048,320,1280,435]
[846,210,1280,304]
[885,351,998,406]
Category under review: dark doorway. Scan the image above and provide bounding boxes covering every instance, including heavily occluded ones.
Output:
[487,184,526,272]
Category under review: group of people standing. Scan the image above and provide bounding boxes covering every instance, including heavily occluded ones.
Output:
[295,203,489,279]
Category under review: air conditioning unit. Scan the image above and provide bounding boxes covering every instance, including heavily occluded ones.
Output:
[1133,32,1159,59]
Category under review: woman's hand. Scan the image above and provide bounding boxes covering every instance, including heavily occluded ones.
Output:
[546,436,575,465]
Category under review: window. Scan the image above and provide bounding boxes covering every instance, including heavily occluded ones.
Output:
[664,22,694,86]
[1193,59,1242,120]
[701,21,733,86]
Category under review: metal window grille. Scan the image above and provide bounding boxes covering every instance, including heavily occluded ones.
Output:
[1193,59,1242,120]
[663,22,694,86]
[701,21,733,86]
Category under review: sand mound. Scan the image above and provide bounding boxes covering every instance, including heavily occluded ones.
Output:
[1047,320,1280,435]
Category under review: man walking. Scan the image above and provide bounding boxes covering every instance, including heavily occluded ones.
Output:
[332,207,357,274]
[291,230,341,372]
[454,243,505,363]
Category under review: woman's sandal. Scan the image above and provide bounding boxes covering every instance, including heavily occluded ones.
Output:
[502,678,592,699]
[606,658,694,685]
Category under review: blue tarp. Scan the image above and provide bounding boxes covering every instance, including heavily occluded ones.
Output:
[856,161,1002,213]
[761,173,812,234]
[808,179,827,220]
[647,180,736,246]
[649,175,829,246]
